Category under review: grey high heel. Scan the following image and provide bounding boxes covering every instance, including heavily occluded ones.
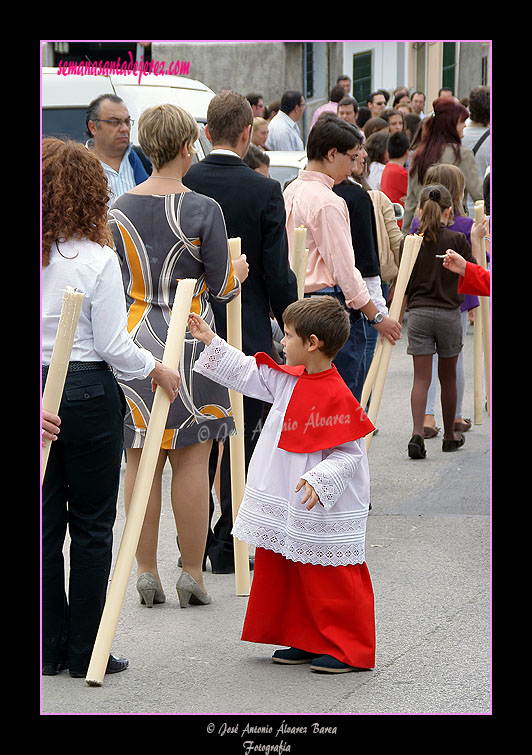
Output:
[136,573,166,607]
[176,571,211,608]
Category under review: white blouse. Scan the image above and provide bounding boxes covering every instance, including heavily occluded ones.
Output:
[42,238,155,381]
[367,161,386,191]
[193,336,371,567]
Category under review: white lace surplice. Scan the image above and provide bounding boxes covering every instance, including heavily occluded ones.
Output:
[193,336,370,567]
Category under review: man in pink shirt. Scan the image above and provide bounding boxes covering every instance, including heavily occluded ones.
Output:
[284,114,402,398]
[310,85,347,129]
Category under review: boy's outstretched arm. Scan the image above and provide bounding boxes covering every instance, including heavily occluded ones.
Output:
[188,313,216,346]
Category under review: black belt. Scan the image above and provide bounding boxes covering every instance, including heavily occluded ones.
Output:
[42,361,111,376]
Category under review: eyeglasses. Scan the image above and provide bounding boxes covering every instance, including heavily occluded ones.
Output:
[342,151,360,162]
[92,118,134,128]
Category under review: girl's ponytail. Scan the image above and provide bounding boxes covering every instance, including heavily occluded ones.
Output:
[417,184,453,243]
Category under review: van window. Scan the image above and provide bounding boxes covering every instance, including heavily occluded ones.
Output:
[42,108,87,143]
[197,124,212,161]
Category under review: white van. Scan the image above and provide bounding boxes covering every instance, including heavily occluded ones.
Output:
[41,67,215,161]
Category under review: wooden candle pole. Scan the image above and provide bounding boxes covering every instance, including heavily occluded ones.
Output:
[292,225,308,300]
[226,238,250,597]
[85,278,196,686]
[365,234,423,452]
[473,305,484,424]
[474,200,490,416]
[362,231,420,413]
[41,287,85,483]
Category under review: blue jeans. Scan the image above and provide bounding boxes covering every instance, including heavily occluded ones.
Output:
[364,281,388,377]
[306,288,366,401]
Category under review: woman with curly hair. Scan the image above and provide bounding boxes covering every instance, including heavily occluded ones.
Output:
[41,137,181,678]
[403,97,484,233]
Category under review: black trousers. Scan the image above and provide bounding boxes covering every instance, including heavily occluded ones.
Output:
[42,366,126,674]
[205,395,264,569]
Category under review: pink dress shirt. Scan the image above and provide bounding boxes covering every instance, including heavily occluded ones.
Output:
[283,170,371,310]
[310,100,341,128]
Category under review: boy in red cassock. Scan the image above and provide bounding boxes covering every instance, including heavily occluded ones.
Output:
[189,295,376,673]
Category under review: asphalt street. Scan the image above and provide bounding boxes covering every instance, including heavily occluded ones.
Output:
[41,317,491,724]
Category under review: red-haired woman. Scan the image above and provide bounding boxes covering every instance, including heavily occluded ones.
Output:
[403,97,484,232]
[41,138,180,678]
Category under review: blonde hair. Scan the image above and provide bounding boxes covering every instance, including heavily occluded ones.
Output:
[424,163,466,216]
[138,103,199,170]
[253,117,267,132]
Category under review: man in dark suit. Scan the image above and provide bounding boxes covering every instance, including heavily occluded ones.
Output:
[184,92,298,572]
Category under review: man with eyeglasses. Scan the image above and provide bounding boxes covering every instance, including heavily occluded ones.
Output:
[85,94,151,203]
[366,91,387,119]
[283,114,401,399]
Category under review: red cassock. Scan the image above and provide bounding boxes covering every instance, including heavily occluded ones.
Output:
[458,261,490,297]
[240,353,376,669]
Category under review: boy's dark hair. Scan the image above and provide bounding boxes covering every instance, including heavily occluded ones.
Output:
[282,296,350,358]
[387,130,410,159]
[307,114,362,161]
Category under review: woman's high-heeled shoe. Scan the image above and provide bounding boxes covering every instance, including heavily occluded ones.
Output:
[136,573,166,607]
[176,571,211,608]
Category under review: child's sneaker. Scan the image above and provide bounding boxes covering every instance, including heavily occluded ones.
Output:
[272,647,315,664]
[310,655,360,673]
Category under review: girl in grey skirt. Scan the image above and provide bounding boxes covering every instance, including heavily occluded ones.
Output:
[404,185,478,459]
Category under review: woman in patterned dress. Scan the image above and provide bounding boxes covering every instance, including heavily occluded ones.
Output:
[109,104,249,607]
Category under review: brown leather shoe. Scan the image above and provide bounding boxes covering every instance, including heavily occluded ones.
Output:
[454,418,472,433]
[442,433,465,452]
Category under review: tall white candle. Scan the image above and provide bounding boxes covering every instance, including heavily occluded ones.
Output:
[226,238,250,597]
[41,286,85,483]
[366,234,423,451]
[85,277,196,686]
[474,201,490,418]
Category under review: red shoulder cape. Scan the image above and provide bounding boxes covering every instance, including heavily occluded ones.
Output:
[255,352,375,453]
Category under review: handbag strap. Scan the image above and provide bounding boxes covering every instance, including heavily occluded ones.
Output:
[472,129,490,155]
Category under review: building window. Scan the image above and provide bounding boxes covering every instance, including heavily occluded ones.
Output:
[353,51,372,106]
[481,53,489,86]
[442,42,457,93]
[303,42,314,100]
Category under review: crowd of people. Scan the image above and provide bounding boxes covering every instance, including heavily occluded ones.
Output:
[41,72,490,680]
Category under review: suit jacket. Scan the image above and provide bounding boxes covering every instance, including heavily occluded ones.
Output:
[184,154,298,355]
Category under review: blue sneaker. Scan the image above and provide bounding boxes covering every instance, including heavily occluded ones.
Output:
[310,655,360,673]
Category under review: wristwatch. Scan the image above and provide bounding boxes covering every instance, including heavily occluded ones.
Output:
[368,312,384,326]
